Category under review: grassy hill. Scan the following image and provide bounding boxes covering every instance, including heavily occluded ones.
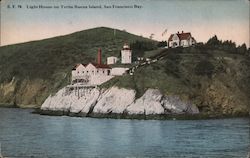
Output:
[0,27,249,116]
[102,45,250,116]
[0,27,156,106]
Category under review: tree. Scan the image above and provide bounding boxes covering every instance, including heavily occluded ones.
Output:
[221,40,236,52]
[130,40,157,59]
[157,41,168,47]
[237,43,247,55]
[206,35,221,46]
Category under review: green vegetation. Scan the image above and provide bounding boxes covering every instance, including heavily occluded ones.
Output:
[0,28,249,116]
[157,41,168,48]
[194,60,214,77]
[0,27,155,106]
[130,40,158,60]
[205,35,250,56]
[103,39,250,115]
[0,27,155,82]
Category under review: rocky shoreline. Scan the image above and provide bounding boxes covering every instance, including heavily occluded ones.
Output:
[40,87,200,116]
[36,86,250,120]
[34,109,250,120]
[0,106,248,120]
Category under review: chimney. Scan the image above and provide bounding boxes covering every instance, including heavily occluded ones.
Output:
[97,48,102,65]
[182,31,184,33]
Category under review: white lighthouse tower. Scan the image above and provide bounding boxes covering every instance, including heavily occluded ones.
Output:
[121,43,132,64]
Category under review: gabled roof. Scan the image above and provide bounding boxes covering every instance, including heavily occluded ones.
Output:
[168,34,174,42]
[178,32,191,40]
[168,32,192,41]
[73,62,111,70]
[72,63,87,70]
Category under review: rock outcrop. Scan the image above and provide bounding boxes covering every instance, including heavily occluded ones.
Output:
[42,88,100,114]
[126,89,165,115]
[41,86,199,117]
[93,87,135,114]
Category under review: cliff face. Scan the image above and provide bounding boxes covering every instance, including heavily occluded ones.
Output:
[100,47,250,116]
[189,56,250,115]
[0,73,68,107]
[41,87,199,116]
[0,78,50,107]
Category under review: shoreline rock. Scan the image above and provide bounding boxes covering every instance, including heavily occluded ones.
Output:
[41,87,199,118]
[35,109,250,120]
[37,86,250,120]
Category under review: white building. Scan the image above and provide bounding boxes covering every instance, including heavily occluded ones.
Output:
[71,49,112,85]
[71,63,112,85]
[107,56,118,65]
[111,67,129,76]
[168,31,196,48]
[121,43,132,64]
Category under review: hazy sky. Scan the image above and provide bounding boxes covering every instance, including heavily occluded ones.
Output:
[1,0,249,47]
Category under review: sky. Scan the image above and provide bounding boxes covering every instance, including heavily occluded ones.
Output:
[1,0,249,47]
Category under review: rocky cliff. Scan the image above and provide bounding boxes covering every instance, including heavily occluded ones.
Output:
[41,87,199,117]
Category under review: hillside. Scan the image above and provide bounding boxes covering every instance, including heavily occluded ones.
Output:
[102,45,250,116]
[0,27,249,116]
[0,27,156,107]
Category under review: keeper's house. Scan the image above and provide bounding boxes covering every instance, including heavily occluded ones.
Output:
[168,31,196,48]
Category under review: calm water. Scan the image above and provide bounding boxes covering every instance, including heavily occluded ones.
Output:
[0,108,249,158]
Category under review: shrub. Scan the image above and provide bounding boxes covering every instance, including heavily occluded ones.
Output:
[206,35,221,47]
[195,60,215,77]
[131,40,157,59]
[237,43,247,55]
[166,53,181,63]
[157,41,168,47]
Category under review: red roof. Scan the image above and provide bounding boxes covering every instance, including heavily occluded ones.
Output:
[168,32,192,41]
[91,63,111,69]
[72,63,111,70]
[178,32,191,40]
[168,34,174,42]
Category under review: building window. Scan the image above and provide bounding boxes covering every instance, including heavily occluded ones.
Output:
[87,71,88,73]
[103,71,105,73]
[173,42,177,47]
[82,71,84,73]
[97,70,99,73]
[77,71,79,74]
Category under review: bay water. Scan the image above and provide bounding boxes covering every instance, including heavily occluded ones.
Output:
[0,108,249,158]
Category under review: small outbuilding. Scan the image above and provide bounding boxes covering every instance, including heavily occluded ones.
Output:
[107,56,118,65]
